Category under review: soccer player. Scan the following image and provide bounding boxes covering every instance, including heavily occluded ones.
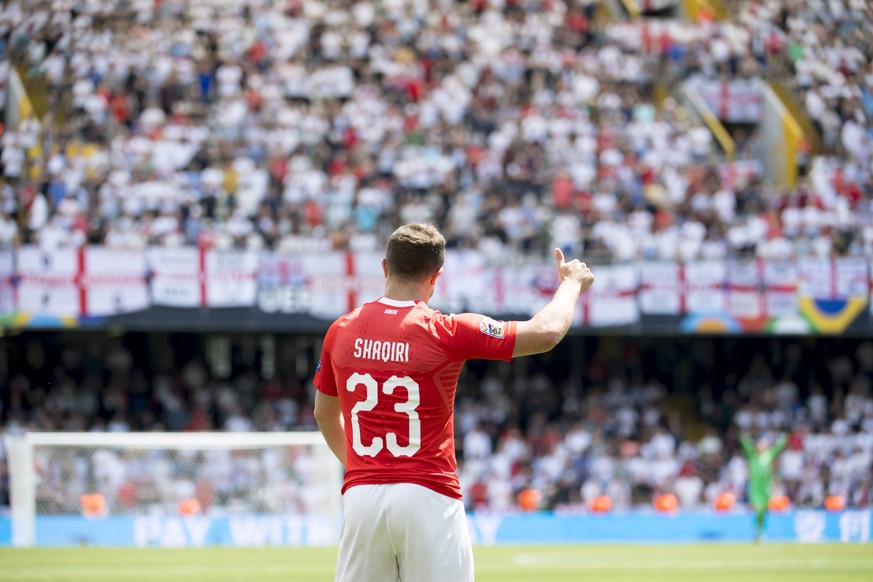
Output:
[740,432,787,542]
[313,223,594,582]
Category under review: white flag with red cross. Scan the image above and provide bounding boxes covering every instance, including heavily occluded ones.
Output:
[17,246,148,317]
[639,261,725,315]
[299,250,384,319]
[577,263,639,326]
[149,247,259,308]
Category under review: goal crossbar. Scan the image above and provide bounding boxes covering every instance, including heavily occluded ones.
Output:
[14,431,328,449]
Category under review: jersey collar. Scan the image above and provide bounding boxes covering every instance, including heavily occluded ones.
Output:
[377,297,418,308]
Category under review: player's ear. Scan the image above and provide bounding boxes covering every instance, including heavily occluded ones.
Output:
[430,268,443,285]
[381,258,389,279]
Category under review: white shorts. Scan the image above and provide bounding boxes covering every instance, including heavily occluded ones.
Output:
[335,483,474,582]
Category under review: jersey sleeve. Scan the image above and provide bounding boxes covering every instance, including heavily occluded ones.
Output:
[433,312,517,362]
[313,321,339,396]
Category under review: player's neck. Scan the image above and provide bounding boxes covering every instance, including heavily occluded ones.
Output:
[383,280,431,304]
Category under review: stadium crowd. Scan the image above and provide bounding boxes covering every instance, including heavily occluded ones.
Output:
[0,333,871,514]
[0,0,872,516]
[0,0,871,263]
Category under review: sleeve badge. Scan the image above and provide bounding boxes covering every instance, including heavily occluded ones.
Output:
[479,316,506,339]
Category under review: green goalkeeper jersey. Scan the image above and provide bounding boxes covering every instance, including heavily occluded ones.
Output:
[740,434,788,510]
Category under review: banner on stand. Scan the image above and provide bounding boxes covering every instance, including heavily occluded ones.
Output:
[2,248,870,334]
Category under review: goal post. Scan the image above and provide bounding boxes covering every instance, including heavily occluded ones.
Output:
[4,431,343,548]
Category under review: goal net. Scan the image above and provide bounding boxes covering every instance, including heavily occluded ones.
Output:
[4,431,343,547]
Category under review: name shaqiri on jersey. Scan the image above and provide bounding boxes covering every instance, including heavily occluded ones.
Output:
[352,337,410,363]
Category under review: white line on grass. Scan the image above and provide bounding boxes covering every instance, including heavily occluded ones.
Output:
[512,554,837,570]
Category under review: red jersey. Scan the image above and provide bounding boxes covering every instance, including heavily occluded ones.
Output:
[313,297,517,500]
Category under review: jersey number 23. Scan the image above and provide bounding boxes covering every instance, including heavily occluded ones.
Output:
[346,372,421,457]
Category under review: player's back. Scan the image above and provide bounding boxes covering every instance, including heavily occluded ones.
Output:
[324,297,466,498]
[314,296,515,499]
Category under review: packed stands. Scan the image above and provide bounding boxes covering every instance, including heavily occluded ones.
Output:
[2,0,870,262]
[1,333,870,512]
[1,0,872,514]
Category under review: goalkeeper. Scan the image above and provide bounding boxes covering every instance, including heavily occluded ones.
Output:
[740,433,787,542]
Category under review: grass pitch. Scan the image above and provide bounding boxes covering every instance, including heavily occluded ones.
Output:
[0,544,870,582]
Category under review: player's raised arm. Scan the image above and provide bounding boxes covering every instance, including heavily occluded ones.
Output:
[512,248,594,357]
